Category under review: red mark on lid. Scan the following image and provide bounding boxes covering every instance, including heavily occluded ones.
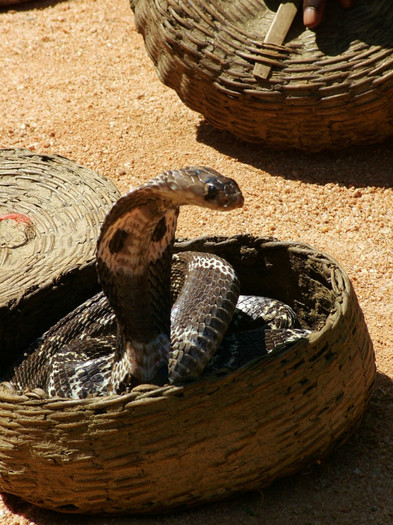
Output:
[0,213,32,224]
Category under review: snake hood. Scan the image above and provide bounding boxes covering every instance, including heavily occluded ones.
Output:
[96,167,243,393]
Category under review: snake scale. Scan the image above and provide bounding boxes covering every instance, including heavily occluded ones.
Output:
[6,167,310,398]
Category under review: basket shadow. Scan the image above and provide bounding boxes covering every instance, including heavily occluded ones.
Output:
[1,370,391,524]
[196,120,393,189]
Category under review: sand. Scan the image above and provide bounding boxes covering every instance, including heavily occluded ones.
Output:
[0,0,392,523]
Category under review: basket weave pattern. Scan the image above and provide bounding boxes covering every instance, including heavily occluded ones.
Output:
[131,0,393,149]
[0,235,375,514]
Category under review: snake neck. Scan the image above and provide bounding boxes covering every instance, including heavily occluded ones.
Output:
[97,193,179,393]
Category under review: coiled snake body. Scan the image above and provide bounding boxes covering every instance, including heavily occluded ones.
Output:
[7,167,310,398]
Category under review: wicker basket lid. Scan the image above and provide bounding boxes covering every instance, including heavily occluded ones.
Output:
[0,149,120,369]
[0,234,375,514]
[130,0,393,150]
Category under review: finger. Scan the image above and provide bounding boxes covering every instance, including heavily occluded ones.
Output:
[303,0,326,28]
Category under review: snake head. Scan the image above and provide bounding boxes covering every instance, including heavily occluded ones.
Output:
[200,169,244,210]
[150,166,244,211]
[189,166,244,211]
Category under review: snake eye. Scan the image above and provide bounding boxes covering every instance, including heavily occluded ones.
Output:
[205,183,219,201]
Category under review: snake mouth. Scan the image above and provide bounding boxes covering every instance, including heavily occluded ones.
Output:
[222,192,244,210]
[205,188,244,210]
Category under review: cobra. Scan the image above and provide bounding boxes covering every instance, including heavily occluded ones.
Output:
[6,167,310,398]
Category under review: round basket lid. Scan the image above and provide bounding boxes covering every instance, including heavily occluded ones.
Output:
[131,0,393,150]
[0,149,120,368]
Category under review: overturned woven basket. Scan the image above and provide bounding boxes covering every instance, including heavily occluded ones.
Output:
[130,0,393,150]
[0,227,375,512]
[0,149,120,370]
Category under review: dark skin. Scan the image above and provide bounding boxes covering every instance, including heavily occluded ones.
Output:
[303,0,356,28]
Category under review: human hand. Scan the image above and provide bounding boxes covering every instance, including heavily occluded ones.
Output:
[303,0,356,28]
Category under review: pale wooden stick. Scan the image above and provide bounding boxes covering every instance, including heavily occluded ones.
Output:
[253,1,300,80]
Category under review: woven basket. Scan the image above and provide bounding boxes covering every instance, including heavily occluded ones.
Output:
[0,149,120,370]
[0,234,375,514]
[130,0,393,150]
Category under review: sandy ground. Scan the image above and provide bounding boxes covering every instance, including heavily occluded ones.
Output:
[0,0,393,523]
